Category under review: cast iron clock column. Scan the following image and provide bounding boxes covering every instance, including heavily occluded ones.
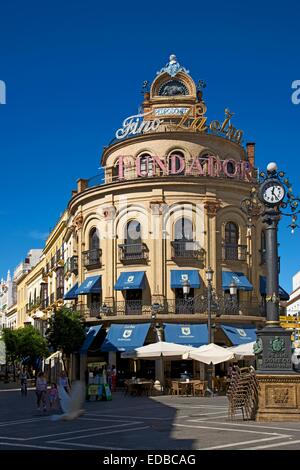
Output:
[258,205,293,374]
[242,161,300,421]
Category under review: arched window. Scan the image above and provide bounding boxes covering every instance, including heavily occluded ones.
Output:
[225,222,239,260]
[89,228,100,251]
[168,151,185,175]
[112,160,120,181]
[174,217,193,241]
[139,154,153,176]
[261,230,266,264]
[126,220,141,244]
[121,220,143,261]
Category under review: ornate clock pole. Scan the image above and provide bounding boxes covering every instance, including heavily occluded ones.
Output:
[241,162,300,421]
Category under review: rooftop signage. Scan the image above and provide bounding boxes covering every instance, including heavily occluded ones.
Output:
[115,104,244,145]
[115,154,253,182]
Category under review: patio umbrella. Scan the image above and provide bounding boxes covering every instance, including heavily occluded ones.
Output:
[182,343,234,365]
[228,341,256,358]
[121,341,192,359]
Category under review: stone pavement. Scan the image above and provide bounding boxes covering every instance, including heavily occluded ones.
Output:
[1,387,300,450]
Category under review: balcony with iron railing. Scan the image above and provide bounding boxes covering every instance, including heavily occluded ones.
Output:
[222,244,247,261]
[26,297,41,313]
[171,240,205,261]
[82,249,102,269]
[64,256,78,276]
[77,297,264,319]
[118,243,148,263]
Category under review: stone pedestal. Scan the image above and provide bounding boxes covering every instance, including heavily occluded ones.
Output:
[256,374,300,422]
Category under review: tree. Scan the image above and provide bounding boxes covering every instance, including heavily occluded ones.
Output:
[2,326,48,380]
[17,326,48,367]
[46,307,85,378]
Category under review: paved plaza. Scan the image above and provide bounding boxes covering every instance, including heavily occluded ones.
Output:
[1,386,300,450]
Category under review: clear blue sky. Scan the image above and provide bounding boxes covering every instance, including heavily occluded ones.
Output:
[0,0,299,291]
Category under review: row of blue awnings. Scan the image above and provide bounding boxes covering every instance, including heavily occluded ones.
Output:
[80,322,257,354]
[64,271,289,300]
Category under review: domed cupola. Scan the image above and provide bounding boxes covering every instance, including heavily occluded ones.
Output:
[142,54,202,121]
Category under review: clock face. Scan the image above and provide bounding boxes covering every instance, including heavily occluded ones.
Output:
[262,182,285,205]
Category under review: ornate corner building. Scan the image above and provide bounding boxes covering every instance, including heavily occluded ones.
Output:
[19,55,290,375]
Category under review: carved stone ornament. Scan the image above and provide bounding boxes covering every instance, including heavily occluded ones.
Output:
[150,201,167,215]
[73,213,83,231]
[204,201,221,216]
[103,206,116,221]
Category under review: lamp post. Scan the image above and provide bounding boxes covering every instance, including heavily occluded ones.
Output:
[205,267,214,344]
[151,304,164,392]
[205,267,214,395]
[182,279,190,301]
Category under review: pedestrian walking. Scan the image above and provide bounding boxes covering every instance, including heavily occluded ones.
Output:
[36,371,48,411]
[48,383,59,410]
[58,371,70,394]
[111,365,117,392]
[20,367,29,397]
[107,365,112,390]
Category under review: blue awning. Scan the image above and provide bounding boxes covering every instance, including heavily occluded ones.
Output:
[76,276,101,295]
[101,323,151,352]
[114,271,146,290]
[171,270,201,289]
[80,325,102,354]
[259,276,290,301]
[221,324,257,345]
[222,271,253,291]
[63,283,78,300]
[164,323,208,347]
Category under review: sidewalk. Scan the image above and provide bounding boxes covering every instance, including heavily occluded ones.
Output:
[0,380,35,391]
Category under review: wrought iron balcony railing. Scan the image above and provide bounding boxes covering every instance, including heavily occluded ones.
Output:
[82,249,102,268]
[171,240,204,260]
[118,243,148,263]
[26,298,41,313]
[77,297,264,318]
[64,256,78,276]
[222,244,247,261]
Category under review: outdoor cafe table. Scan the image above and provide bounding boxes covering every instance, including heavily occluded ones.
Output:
[174,379,202,396]
[125,380,153,396]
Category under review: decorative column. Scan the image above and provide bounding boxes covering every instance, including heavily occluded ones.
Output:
[150,200,166,304]
[241,163,300,421]
[204,199,220,290]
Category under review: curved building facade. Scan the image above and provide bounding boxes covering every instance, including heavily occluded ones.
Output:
[58,55,278,377]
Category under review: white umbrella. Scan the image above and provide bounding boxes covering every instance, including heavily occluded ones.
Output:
[229,341,256,358]
[182,343,234,365]
[44,350,62,365]
[121,341,193,359]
